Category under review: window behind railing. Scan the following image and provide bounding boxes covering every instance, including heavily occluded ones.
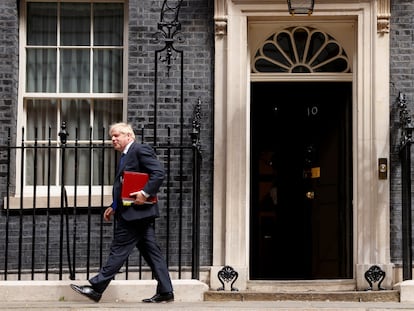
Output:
[21,0,126,191]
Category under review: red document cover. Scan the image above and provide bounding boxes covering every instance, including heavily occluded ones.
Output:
[121,171,157,205]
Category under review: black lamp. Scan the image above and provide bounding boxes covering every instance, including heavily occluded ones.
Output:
[287,0,314,15]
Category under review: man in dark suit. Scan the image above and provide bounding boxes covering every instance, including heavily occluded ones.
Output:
[71,122,174,303]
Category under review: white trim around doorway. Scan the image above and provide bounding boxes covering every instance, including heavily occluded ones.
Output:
[211,0,392,291]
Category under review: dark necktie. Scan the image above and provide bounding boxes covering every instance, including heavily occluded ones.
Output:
[118,153,126,173]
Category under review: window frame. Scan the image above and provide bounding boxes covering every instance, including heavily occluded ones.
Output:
[17,0,128,199]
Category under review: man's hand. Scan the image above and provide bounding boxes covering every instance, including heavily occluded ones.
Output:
[104,206,114,221]
[130,191,147,205]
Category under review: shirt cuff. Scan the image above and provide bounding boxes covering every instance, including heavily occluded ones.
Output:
[140,190,150,198]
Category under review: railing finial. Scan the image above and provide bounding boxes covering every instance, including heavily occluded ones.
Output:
[58,121,68,145]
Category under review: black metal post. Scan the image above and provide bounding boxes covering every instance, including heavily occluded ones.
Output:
[153,0,185,278]
[191,99,201,279]
[398,92,413,280]
[4,128,11,280]
[45,126,52,279]
[401,142,412,280]
[18,127,25,280]
[31,128,38,280]
[58,121,68,280]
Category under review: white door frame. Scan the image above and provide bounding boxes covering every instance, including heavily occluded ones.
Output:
[211,0,392,290]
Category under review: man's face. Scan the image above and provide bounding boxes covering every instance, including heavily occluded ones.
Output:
[111,130,131,152]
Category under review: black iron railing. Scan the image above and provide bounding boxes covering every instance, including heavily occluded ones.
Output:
[0,116,201,281]
[397,92,413,280]
[0,0,201,282]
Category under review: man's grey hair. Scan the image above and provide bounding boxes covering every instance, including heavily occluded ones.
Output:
[109,122,136,139]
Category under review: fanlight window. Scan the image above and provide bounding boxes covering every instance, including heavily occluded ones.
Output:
[252,26,350,73]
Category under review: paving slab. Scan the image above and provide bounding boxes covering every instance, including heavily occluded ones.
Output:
[2,301,414,311]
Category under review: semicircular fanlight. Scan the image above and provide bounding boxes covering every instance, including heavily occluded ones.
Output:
[252,26,350,73]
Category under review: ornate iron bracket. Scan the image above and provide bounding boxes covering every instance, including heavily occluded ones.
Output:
[217,265,239,291]
[364,265,386,291]
[152,0,185,75]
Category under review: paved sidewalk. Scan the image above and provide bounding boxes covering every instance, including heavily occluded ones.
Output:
[2,301,414,311]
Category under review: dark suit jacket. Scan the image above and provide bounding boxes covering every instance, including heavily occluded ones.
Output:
[113,142,165,221]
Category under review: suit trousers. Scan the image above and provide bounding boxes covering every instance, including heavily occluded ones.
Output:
[89,216,173,294]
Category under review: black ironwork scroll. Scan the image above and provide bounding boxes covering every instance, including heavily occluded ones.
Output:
[364,265,386,291]
[152,0,185,76]
[217,265,239,291]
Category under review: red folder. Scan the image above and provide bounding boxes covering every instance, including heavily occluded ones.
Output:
[121,171,158,205]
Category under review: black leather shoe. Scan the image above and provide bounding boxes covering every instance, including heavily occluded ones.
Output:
[142,292,174,303]
[70,284,102,302]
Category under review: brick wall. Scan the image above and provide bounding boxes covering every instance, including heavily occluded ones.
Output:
[0,0,214,279]
[0,0,19,276]
[127,0,214,266]
[0,0,18,205]
[0,0,18,141]
[390,0,414,264]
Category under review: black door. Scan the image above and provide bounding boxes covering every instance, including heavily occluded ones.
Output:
[250,82,353,280]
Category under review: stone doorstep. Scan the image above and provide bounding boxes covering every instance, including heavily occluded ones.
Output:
[204,290,400,302]
[0,279,209,303]
[0,280,408,303]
